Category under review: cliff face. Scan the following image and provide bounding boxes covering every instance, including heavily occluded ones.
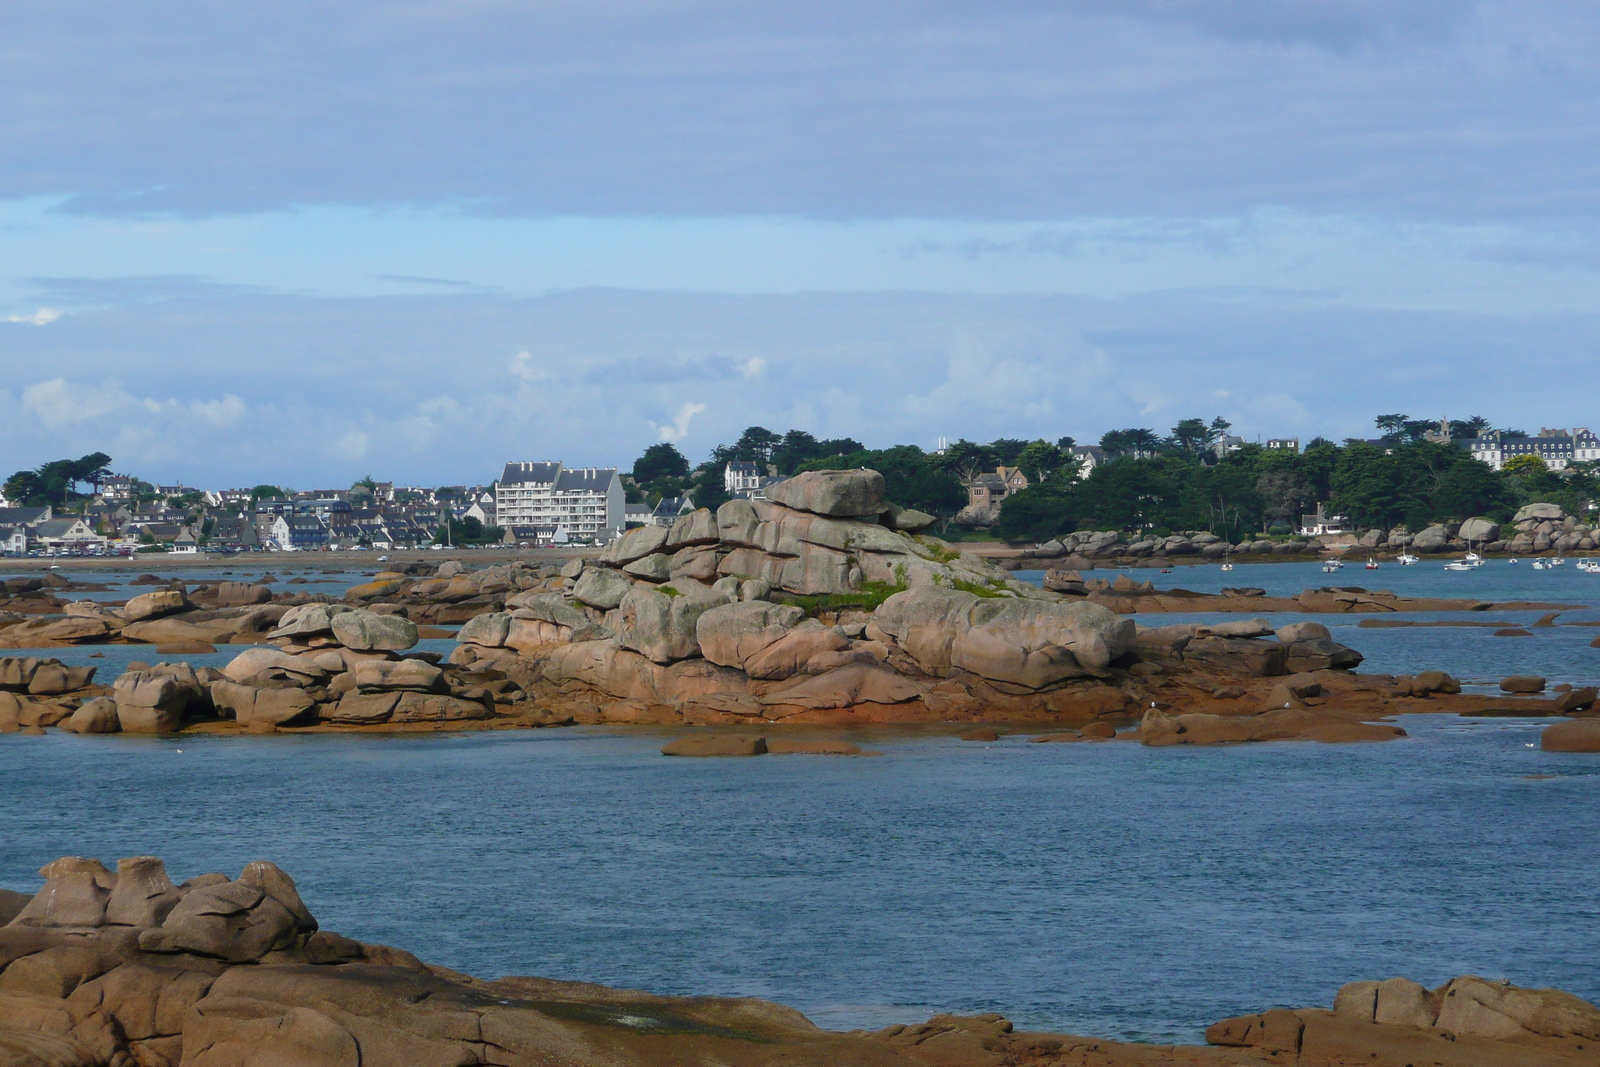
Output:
[2,853,1596,1067]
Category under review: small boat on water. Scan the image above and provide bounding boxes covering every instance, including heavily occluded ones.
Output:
[1532,560,1549,571]
[1322,561,1340,573]
[1549,555,1567,567]
[1509,558,1520,565]
[1365,558,1380,570]
[1396,552,1419,565]
[1578,559,1600,574]
[1443,560,1475,571]
[1220,562,1233,572]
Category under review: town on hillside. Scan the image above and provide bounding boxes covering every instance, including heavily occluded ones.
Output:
[2,416,1597,557]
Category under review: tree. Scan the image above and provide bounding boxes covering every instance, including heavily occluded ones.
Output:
[1170,418,1210,454]
[1374,414,1410,441]
[1055,436,1076,451]
[1435,458,1510,518]
[932,439,998,485]
[250,485,285,501]
[632,442,690,484]
[996,484,1077,541]
[1014,440,1066,483]
[1099,428,1160,456]
[732,426,782,461]
[1448,416,1492,439]
[1503,454,1547,476]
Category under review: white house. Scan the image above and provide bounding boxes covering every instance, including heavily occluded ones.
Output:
[495,462,625,542]
[1299,503,1351,537]
[724,461,767,497]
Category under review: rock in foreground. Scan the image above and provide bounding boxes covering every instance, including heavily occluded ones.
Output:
[2,854,1597,1067]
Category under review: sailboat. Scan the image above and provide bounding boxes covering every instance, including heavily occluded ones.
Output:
[1396,551,1419,565]
[1365,557,1380,570]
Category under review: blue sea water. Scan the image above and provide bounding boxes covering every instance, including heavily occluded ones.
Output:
[1,717,1597,1043]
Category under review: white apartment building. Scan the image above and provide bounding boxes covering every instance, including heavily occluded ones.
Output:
[495,462,624,542]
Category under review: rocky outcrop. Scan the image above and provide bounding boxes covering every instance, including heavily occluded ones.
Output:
[2,853,1595,1067]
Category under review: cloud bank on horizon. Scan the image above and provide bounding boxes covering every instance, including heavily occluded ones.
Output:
[3,1,1599,484]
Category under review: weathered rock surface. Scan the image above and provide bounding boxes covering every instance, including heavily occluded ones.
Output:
[1541,718,1600,752]
[1,853,1595,1067]
[765,468,887,517]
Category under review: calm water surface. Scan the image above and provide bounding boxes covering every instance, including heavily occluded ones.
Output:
[2,718,1596,1042]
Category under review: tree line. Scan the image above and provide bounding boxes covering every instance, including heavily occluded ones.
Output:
[630,414,1598,542]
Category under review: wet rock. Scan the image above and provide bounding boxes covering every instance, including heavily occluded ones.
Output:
[661,734,767,756]
[60,698,120,734]
[1542,719,1600,752]
[1500,675,1546,693]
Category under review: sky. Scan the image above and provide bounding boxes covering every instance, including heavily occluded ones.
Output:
[4,0,1600,488]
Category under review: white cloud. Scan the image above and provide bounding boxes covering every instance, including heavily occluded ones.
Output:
[4,308,61,325]
[189,394,247,426]
[739,357,765,378]
[336,430,369,460]
[21,377,139,427]
[653,402,706,443]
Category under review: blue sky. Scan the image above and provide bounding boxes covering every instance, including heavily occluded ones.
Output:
[4,1,1600,487]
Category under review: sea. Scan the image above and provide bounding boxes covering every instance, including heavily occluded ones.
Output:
[1,556,1597,1042]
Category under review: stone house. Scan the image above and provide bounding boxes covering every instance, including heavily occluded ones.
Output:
[967,466,1030,510]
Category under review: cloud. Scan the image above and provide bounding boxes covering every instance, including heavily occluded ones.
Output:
[3,2,1599,225]
[336,430,369,460]
[739,358,765,379]
[21,377,140,426]
[3,287,1599,487]
[654,402,707,443]
[3,308,60,325]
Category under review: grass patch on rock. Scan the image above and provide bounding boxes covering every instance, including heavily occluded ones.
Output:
[776,580,907,616]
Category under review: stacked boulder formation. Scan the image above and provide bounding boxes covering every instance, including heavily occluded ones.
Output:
[445,470,1374,733]
[0,585,287,652]
[0,658,102,733]
[3,853,1597,1067]
[73,604,516,735]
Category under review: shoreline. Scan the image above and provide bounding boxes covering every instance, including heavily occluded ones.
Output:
[2,851,1596,1066]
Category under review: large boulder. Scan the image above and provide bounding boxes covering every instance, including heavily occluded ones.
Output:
[138,863,316,963]
[270,603,352,639]
[330,610,418,652]
[122,590,190,622]
[764,469,887,517]
[221,647,327,685]
[742,622,850,681]
[209,680,317,726]
[615,583,727,664]
[211,581,274,607]
[570,567,633,610]
[61,697,120,734]
[353,659,445,693]
[872,587,1134,689]
[1514,502,1566,523]
[1457,517,1500,543]
[1542,718,1600,752]
[600,524,670,565]
[112,671,190,733]
[665,507,719,549]
[456,612,512,648]
[1411,525,1450,552]
[694,601,806,669]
